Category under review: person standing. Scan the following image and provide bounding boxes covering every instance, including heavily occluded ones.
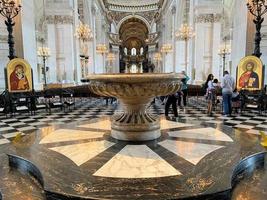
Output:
[165,94,178,119]
[178,71,190,107]
[221,71,235,116]
[204,74,214,116]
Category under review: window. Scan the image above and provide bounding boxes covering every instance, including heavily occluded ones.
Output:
[131,48,136,56]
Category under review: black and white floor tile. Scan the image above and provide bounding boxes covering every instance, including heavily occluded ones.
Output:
[0,97,267,146]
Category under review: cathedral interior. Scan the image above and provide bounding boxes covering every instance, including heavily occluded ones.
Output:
[0,0,267,200]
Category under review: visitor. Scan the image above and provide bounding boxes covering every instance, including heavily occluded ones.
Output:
[165,94,178,119]
[231,88,240,114]
[204,74,215,116]
[221,71,235,116]
[178,71,190,107]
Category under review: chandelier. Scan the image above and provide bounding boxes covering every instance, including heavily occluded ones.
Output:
[175,24,195,41]
[154,52,162,61]
[75,23,93,42]
[107,52,116,61]
[96,44,108,54]
[161,44,172,53]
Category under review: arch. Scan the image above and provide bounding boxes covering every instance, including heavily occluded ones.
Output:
[117,14,151,33]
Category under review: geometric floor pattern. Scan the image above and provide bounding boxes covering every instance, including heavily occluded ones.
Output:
[37,117,233,179]
[0,96,267,146]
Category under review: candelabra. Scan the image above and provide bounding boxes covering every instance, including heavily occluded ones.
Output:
[247,0,267,58]
[80,55,89,78]
[75,23,93,78]
[0,0,22,60]
[218,42,231,73]
[175,23,195,73]
[37,40,50,87]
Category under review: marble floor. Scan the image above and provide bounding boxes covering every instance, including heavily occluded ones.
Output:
[0,98,266,199]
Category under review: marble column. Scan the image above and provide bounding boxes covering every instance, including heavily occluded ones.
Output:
[231,0,249,79]
[14,0,39,89]
[194,14,221,84]
[0,21,9,90]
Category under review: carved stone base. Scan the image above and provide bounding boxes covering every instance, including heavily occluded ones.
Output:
[111,102,160,141]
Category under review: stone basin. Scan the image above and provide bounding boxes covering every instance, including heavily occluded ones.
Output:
[86,73,183,141]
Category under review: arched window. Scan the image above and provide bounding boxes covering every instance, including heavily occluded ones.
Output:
[130,64,137,73]
[140,47,144,55]
[131,48,136,56]
[124,47,127,55]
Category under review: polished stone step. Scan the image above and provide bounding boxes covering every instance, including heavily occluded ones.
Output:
[232,152,267,200]
[0,154,45,200]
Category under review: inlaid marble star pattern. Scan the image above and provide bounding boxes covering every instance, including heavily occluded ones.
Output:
[38,116,234,178]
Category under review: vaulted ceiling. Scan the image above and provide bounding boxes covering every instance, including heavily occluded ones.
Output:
[104,0,162,12]
[102,0,164,24]
[119,18,148,49]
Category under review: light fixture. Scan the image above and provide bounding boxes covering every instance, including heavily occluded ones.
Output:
[154,52,162,61]
[175,23,195,74]
[107,52,116,61]
[96,44,108,54]
[75,23,93,42]
[37,39,51,87]
[0,0,22,60]
[175,23,195,41]
[218,42,231,72]
[160,44,173,53]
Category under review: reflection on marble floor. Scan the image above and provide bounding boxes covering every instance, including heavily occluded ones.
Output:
[40,129,105,144]
[93,145,181,178]
[159,140,224,165]
[78,119,111,130]
[160,119,193,129]
[49,140,115,166]
[168,127,233,142]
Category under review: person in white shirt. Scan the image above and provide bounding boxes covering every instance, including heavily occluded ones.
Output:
[204,74,215,116]
[221,71,235,116]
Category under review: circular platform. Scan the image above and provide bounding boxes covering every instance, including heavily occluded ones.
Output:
[0,116,265,200]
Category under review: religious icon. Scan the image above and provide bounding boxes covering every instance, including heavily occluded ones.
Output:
[237,56,264,91]
[6,58,33,92]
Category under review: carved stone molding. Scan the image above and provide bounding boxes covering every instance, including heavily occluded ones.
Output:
[195,14,222,23]
[46,15,73,24]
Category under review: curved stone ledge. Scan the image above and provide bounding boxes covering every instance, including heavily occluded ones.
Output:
[8,154,45,188]
[231,151,267,188]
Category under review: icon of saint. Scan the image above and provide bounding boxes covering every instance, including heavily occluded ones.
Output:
[10,65,29,91]
[238,62,259,89]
